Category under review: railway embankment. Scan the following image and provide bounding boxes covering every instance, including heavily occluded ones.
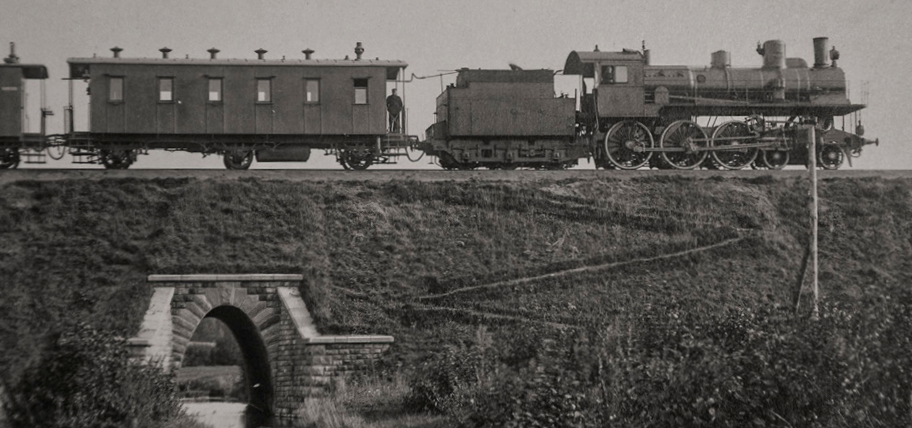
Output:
[1,173,910,426]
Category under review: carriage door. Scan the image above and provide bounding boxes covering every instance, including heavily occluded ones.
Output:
[596,60,644,117]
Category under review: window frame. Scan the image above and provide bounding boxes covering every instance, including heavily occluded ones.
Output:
[304,79,320,104]
[158,77,175,103]
[108,76,124,104]
[207,78,223,104]
[256,78,273,104]
[353,78,369,105]
[600,65,629,84]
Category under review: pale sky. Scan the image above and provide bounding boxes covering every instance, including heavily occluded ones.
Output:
[3,0,910,169]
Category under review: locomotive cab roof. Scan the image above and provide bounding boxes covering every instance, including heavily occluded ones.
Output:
[563,50,643,77]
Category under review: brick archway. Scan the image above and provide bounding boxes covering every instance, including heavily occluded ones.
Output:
[128,274,394,419]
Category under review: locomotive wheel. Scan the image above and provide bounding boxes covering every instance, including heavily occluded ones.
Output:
[603,120,654,170]
[223,150,254,170]
[818,143,845,170]
[710,121,758,170]
[660,120,708,169]
[0,148,20,169]
[100,149,135,170]
[761,150,789,170]
[340,148,374,171]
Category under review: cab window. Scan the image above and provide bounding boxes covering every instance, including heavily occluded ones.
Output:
[600,65,629,84]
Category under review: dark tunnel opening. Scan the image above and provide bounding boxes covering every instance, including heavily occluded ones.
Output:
[204,305,274,417]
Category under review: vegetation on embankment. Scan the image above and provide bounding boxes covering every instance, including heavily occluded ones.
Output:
[1,174,910,426]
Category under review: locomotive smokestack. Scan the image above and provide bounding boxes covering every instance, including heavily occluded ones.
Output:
[354,42,364,60]
[813,37,829,68]
[3,42,19,64]
[207,48,219,59]
[111,46,123,58]
[303,48,314,60]
[255,48,267,60]
[159,47,172,59]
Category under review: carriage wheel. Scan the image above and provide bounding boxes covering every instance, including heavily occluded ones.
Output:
[223,150,253,170]
[340,148,374,171]
[710,121,758,170]
[660,120,708,169]
[603,120,654,170]
[0,148,20,169]
[761,149,789,170]
[100,149,134,170]
[818,143,845,170]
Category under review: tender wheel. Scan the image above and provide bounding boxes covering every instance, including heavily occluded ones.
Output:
[660,120,708,169]
[1,148,20,169]
[603,120,654,170]
[710,121,758,170]
[223,150,254,170]
[818,143,845,170]
[340,147,374,171]
[761,149,789,170]
[100,149,134,170]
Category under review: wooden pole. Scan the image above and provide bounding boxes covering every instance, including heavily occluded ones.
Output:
[809,125,819,320]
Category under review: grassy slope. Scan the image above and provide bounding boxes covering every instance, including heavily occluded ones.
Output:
[1,175,910,387]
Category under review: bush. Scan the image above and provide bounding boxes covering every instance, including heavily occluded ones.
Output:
[406,297,912,428]
[3,323,182,428]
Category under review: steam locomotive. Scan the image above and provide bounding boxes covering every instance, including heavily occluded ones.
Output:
[0,37,877,170]
[425,37,877,171]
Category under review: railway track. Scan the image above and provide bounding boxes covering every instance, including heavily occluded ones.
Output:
[1,169,910,186]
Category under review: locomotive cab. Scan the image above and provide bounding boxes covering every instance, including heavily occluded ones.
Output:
[564,50,646,122]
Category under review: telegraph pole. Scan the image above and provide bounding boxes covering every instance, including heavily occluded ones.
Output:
[808,125,819,320]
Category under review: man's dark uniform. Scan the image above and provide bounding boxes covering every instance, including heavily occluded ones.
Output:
[386,90,403,133]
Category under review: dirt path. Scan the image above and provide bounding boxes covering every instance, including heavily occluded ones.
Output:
[407,304,574,330]
[419,235,749,301]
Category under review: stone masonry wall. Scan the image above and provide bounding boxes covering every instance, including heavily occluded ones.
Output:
[272,287,393,418]
[129,274,394,420]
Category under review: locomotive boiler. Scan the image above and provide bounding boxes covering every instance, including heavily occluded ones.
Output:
[563,37,877,170]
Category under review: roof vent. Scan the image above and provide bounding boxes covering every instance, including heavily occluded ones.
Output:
[111,46,123,58]
[255,48,267,60]
[159,47,172,59]
[303,48,314,60]
[354,42,364,60]
[3,42,19,64]
[207,48,219,59]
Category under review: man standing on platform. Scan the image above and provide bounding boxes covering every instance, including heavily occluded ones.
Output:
[386,88,403,133]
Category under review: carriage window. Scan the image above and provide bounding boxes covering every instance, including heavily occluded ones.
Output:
[257,79,271,103]
[208,78,222,102]
[600,65,629,84]
[159,78,173,102]
[305,79,320,103]
[354,78,368,104]
[109,77,123,102]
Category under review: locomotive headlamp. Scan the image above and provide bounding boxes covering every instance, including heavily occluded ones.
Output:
[829,46,840,67]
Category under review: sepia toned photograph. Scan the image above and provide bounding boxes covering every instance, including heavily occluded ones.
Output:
[1,1,910,426]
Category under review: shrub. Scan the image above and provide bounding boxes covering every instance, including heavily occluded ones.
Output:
[3,323,182,428]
